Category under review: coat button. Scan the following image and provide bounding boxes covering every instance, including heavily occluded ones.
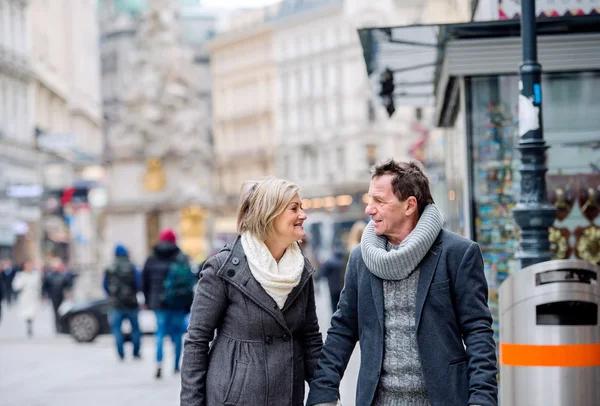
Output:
[282,333,290,342]
[232,257,240,265]
[227,269,235,277]
[265,335,273,344]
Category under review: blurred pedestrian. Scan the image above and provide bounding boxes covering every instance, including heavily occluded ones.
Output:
[307,160,497,406]
[317,246,345,313]
[180,177,323,406]
[12,259,42,338]
[341,220,366,282]
[142,227,195,378]
[42,257,75,333]
[1,258,17,305]
[104,244,142,361]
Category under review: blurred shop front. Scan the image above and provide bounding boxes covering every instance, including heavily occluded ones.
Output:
[433,16,600,342]
[302,191,369,267]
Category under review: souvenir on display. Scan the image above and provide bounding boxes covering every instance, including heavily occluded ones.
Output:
[578,174,600,223]
[546,174,577,221]
[574,226,600,264]
[549,227,572,260]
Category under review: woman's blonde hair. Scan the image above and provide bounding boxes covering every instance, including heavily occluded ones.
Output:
[237,177,301,241]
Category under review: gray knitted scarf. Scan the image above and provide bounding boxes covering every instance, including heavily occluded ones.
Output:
[361,204,444,280]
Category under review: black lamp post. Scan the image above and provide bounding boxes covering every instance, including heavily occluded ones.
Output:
[512,0,557,269]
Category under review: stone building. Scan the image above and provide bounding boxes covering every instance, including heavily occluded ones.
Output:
[102,0,214,265]
[207,3,281,244]
[0,0,37,262]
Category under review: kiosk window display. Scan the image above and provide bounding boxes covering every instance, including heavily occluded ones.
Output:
[467,72,600,342]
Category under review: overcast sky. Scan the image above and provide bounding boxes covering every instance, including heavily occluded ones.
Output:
[202,0,281,9]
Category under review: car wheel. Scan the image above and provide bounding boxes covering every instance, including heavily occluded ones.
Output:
[69,312,100,343]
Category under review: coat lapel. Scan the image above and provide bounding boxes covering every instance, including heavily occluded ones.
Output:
[282,257,314,312]
[415,236,443,333]
[371,272,385,330]
[217,238,311,332]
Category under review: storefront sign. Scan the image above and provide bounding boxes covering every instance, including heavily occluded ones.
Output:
[7,184,44,198]
[37,132,75,151]
[499,0,600,19]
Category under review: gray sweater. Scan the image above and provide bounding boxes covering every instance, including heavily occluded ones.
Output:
[374,267,429,406]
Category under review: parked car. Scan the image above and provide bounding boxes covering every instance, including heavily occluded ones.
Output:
[57,297,157,343]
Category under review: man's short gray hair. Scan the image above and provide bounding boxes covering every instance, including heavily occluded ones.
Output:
[237,177,301,241]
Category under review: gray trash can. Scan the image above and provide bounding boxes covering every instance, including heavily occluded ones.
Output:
[499,259,600,406]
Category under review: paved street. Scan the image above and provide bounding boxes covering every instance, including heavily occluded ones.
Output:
[0,281,359,406]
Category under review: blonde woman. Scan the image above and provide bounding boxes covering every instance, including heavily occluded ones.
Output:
[180,177,323,406]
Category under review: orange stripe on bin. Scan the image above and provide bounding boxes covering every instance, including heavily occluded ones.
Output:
[500,343,600,367]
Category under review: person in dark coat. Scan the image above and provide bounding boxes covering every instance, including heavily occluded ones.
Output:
[42,257,75,333]
[317,248,345,313]
[103,244,141,360]
[142,227,190,378]
[180,177,323,406]
[1,258,17,305]
[307,160,497,406]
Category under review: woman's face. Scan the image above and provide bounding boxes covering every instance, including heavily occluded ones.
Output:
[271,194,307,246]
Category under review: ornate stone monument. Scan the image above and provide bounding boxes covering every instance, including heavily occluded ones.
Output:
[104,0,212,264]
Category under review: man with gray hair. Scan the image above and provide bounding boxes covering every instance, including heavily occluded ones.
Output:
[306,159,497,406]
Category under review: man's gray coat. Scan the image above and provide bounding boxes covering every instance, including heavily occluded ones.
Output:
[181,238,323,406]
[306,229,498,406]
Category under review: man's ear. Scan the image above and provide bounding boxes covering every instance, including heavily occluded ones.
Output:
[405,196,418,216]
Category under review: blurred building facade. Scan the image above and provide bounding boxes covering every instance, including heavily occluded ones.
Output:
[207,3,281,245]
[100,0,216,266]
[0,0,37,262]
[0,0,103,274]
[271,0,469,263]
[28,0,103,297]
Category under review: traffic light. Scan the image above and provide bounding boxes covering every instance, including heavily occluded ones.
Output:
[379,68,395,117]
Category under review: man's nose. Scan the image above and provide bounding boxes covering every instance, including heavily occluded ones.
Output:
[365,204,375,216]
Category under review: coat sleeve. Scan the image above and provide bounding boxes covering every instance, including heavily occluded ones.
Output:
[454,242,498,406]
[306,250,360,405]
[180,254,229,406]
[301,277,323,383]
[141,259,151,303]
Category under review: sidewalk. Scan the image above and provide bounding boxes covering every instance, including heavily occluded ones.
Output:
[0,283,359,406]
[0,303,181,406]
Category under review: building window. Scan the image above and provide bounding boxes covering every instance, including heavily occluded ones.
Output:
[101,51,117,75]
[337,146,345,173]
[368,100,376,122]
[415,107,423,121]
[282,154,289,178]
[366,144,377,167]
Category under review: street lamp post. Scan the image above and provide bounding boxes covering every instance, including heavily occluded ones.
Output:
[512,0,557,269]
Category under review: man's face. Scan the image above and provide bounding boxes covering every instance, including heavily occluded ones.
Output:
[365,174,407,241]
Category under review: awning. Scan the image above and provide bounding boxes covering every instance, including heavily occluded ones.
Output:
[357,15,600,118]
[359,25,440,112]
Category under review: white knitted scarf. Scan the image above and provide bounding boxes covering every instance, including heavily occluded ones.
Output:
[241,231,305,309]
[361,204,444,280]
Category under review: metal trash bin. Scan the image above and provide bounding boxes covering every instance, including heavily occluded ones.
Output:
[499,259,600,406]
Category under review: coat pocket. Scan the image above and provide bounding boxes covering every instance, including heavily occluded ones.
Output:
[223,360,249,405]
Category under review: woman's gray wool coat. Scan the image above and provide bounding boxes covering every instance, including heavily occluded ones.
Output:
[180,237,323,406]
